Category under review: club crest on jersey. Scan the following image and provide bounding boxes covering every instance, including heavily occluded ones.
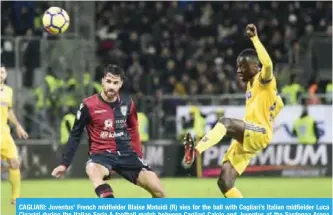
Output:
[246,91,252,100]
[120,105,128,116]
[104,119,113,130]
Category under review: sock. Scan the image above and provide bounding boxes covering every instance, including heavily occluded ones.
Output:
[95,183,114,198]
[224,187,243,198]
[9,169,21,200]
[195,123,227,154]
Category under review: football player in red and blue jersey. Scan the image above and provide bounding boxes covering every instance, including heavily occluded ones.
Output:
[52,64,165,198]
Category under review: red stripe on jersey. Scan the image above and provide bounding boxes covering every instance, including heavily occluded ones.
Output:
[85,95,117,153]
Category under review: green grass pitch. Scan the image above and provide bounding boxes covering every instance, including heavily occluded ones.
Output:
[1,177,332,215]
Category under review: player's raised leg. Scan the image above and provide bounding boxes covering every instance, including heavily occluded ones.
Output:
[136,170,166,198]
[183,117,245,166]
[86,161,114,198]
[182,117,246,198]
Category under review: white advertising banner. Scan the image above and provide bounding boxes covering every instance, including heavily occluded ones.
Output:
[176,105,332,144]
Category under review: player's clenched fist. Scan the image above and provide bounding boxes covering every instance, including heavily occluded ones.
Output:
[246,24,257,38]
[51,165,67,178]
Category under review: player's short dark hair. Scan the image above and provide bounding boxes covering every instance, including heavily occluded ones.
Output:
[238,48,259,64]
[103,64,126,80]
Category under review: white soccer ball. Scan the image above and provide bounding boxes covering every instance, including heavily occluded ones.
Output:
[42,7,70,35]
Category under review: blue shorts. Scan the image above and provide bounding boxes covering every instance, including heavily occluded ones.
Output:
[87,151,152,184]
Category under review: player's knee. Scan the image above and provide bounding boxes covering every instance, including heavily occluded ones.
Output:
[8,159,20,169]
[86,163,102,179]
[219,117,232,129]
[138,170,166,198]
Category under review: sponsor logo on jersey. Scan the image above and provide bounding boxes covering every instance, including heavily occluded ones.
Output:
[100,131,124,139]
[94,109,107,114]
[103,119,113,130]
[115,119,126,128]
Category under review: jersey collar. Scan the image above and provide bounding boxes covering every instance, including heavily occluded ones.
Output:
[98,93,121,106]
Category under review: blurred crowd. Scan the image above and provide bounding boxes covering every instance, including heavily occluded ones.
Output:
[2,2,332,95]
[1,1,332,139]
[94,1,332,97]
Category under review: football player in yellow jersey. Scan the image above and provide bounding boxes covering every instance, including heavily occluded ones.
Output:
[182,24,284,198]
[0,65,29,204]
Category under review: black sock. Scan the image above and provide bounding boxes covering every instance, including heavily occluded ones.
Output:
[95,183,114,198]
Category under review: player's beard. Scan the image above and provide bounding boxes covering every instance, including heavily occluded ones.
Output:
[104,89,117,100]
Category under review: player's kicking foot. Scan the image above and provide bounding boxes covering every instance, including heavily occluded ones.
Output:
[182,133,196,169]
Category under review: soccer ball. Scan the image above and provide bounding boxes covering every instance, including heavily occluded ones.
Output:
[42,7,70,35]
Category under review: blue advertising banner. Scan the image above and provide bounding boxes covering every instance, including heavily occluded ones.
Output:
[17,198,332,215]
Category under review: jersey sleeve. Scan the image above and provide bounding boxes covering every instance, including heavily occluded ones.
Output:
[127,99,143,158]
[251,36,273,83]
[61,103,90,167]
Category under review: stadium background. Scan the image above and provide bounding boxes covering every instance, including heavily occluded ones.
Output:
[1,1,332,214]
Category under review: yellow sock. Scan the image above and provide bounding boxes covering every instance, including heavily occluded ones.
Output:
[225,187,243,198]
[195,123,227,154]
[9,169,21,200]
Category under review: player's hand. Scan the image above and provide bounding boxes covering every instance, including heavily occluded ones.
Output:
[246,23,257,38]
[51,165,67,178]
[16,126,28,139]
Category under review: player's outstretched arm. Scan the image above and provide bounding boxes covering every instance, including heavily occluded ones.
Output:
[61,104,90,167]
[52,103,90,178]
[246,24,273,82]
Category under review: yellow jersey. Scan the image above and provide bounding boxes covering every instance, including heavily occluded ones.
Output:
[244,72,284,137]
[0,84,13,133]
